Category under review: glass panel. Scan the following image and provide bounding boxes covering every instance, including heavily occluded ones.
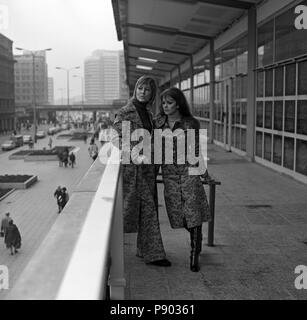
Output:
[285,64,296,96]
[264,133,272,161]
[235,102,240,124]
[283,137,294,170]
[257,71,264,97]
[273,100,283,131]
[275,4,307,62]
[241,75,247,99]
[273,135,282,165]
[296,139,307,175]
[298,60,307,95]
[265,69,273,97]
[274,66,284,97]
[285,101,295,133]
[256,101,263,127]
[297,100,307,135]
[264,101,272,129]
[241,102,246,125]
[256,131,262,158]
[235,127,240,149]
[241,128,246,152]
[257,20,274,67]
[231,124,236,147]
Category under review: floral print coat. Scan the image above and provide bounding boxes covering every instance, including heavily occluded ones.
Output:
[154,114,210,229]
[113,100,157,233]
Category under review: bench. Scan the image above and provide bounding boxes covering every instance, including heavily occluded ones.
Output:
[156,175,221,246]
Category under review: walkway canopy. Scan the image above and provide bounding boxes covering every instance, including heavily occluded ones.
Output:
[112,0,261,92]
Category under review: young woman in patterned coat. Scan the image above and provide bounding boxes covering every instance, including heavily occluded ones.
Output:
[113,75,171,267]
[154,87,210,272]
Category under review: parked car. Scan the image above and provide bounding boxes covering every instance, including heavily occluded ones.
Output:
[10,135,24,147]
[36,131,46,139]
[23,135,33,144]
[1,140,16,151]
[47,127,59,135]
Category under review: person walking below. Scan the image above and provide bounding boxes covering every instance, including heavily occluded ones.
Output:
[113,75,171,267]
[62,147,69,167]
[54,186,63,213]
[154,87,210,272]
[59,187,69,212]
[69,152,76,168]
[48,137,53,149]
[1,212,12,245]
[88,139,98,161]
[5,220,21,255]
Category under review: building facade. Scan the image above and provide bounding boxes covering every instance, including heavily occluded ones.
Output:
[48,77,54,104]
[84,49,129,104]
[14,51,48,107]
[0,33,15,133]
[173,0,307,184]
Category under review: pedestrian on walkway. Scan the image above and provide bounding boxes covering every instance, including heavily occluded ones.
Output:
[154,87,210,272]
[54,186,63,213]
[69,152,76,168]
[88,138,98,161]
[62,147,69,167]
[5,220,21,255]
[48,137,53,149]
[58,187,69,212]
[113,75,171,267]
[1,212,12,245]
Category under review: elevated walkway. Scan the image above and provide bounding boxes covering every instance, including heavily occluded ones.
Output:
[2,142,307,299]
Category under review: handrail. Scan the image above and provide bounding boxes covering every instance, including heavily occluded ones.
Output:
[56,146,124,300]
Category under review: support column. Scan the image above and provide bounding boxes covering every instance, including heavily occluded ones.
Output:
[178,65,181,90]
[190,55,194,112]
[209,39,215,144]
[246,6,257,161]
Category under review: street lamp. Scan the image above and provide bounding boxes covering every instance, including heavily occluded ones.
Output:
[73,75,84,123]
[56,66,80,128]
[15,47,52,143]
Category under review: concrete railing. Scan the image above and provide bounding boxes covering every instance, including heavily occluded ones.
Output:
[6,146,125,300]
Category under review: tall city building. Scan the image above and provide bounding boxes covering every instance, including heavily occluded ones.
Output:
[0,33,15,133]
[14,50,48,107]
[48,77,54,104]
[84,49,129,104]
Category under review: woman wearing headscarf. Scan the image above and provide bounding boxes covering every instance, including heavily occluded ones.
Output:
[154,87,210,272]
[113,75,171,267]
[5,220,21,255]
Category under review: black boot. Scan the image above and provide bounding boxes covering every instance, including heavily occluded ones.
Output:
[190,225,202,272]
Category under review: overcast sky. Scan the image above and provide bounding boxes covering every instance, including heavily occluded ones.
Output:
[0,0,123,101]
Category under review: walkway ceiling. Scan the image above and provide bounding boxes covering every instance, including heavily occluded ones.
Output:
[112,0,261,91]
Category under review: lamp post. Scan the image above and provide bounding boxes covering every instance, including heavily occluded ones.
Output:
[73,75,84,123]
[15,47,52,143]
[56,66,80,128]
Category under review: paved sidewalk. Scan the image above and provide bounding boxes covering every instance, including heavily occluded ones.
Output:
[0,134,94,299]
[124,143,307,300]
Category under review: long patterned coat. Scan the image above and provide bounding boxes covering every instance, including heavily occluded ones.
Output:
[154,114,210,229]
[113,100,157,233]
[113,100,167,263]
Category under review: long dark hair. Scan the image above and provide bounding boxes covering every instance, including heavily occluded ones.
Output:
[159,87,192,117]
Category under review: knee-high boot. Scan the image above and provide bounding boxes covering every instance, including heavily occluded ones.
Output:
[189,225,202,272]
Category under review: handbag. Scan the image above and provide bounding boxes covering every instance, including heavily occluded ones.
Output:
[0,231,4,237]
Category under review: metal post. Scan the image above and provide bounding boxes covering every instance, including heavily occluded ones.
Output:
[209,39,215,144]
[178,65,181,89]
[67,70,70,128]
[207,183,216,246]
[190,55,194,112]
[246,6,257,161]
[32,54,37,143]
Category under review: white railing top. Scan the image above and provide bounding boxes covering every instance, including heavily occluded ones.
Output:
[56,146,121,300]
